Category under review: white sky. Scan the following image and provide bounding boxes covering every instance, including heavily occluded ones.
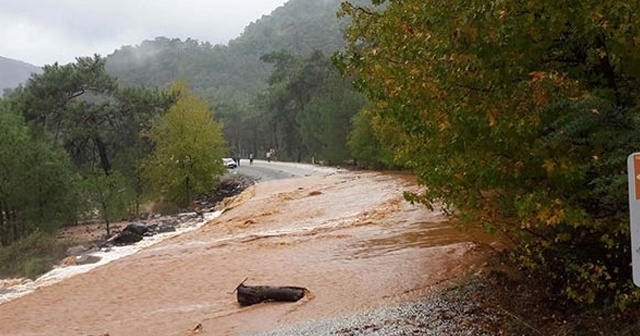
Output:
[0,0,287,66]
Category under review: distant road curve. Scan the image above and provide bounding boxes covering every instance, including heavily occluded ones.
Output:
[229,159,338,182]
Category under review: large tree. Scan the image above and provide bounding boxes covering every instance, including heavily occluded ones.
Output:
[142,81,227,208]
[338,0,640,305]
[259,50,364,163]
[10,55,118,175]
[298,70,366,164]
[6,56,175,233]
[0,100,77,245]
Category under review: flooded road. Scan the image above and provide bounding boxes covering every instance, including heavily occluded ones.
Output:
[232,159,335,181]
[0,168,495,336]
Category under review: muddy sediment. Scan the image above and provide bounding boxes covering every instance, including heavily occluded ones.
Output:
[0,170,497,336]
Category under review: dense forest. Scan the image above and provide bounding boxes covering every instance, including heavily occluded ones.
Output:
[104,0,369,162]
[337,0,640,308]
[0,0,371,277]
[1,0,640,318]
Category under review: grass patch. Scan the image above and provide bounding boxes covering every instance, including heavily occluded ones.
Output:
[0,230,74,279]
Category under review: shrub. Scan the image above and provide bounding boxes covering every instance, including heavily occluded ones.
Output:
[0,231,71,279]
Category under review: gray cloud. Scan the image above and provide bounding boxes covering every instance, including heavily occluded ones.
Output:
[0,0,286,66]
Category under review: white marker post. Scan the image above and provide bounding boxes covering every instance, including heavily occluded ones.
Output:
[627,153,640,287]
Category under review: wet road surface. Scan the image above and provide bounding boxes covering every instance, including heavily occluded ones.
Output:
[230,160,335,181]
[0,167,494,336]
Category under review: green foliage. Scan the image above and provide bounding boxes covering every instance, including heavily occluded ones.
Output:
[142,81,227,208]
[9,55,119,175]
[347,108,397,168]
[0,230,72,279]
[0,100,78,246]
[338,0,640,306]
[259,50,365,162]
[300,71,366,164]
[80,171,134,236]
[106,1,349,99]
[104,1,360,161]
[7,55,175,238]
[109,86,177,213]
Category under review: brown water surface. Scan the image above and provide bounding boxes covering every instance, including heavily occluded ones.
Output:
[0,171,497,336]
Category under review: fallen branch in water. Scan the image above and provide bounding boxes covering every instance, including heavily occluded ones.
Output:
[231,278,308,306]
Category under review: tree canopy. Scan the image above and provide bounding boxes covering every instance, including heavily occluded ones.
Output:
[0,55,178,243]
[0,100,77,245]
[142,81,227,208]
[337,0,640,305]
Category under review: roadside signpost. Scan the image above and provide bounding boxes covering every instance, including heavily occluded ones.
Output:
[627,153,640,286]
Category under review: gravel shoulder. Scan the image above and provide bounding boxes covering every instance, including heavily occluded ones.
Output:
[250,278,505,336]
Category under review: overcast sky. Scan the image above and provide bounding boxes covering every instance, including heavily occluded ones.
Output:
[0,0,287,66]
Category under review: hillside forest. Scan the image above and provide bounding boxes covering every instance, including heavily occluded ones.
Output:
[2,0,640,315]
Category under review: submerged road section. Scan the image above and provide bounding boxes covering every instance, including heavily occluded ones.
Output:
[231,159,336,181]
[0,167,494,336]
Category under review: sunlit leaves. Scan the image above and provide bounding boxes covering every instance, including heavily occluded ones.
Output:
[338,0,640,306]
[142,81,226,208]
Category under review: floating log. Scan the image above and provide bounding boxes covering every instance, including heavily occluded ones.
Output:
[233,278,307,306]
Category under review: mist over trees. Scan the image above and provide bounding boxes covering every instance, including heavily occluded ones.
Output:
[2,0,637,313]
[104,0,370,162]
[1,0,368,251]
[0,56,41,95]
[105,0,350,100]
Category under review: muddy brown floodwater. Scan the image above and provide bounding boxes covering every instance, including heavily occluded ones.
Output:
[0,170,496,336]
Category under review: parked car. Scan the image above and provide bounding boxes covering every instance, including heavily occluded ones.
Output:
[222,158,237,169]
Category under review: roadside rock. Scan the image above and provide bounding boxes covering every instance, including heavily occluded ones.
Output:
[67,176,255,250]
[61,256,77,266]
[122,223,149,236]
[104,230,143,246]
[146,222,176,235]
[61,255,102,267]
[66,245,87,257]
[76,255,102,265]
[203,175,256,208]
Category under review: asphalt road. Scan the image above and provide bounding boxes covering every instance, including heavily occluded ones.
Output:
[228,159,336,182]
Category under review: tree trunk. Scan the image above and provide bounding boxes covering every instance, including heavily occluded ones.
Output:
[185,176,192,205]
[101,200,111,237]
[94,137,111,176]
[235,282,307,306]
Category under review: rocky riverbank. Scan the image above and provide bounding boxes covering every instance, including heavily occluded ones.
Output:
[0,175,257,304]
[59,175,256,251]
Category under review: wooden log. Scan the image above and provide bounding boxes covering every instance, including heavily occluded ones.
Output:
[233,279,307,306]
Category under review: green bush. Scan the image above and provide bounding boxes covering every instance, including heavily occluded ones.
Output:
[22,258,52,279]
[0,231,71,279]
[338,0,640,306]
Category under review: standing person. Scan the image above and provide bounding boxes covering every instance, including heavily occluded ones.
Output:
[266,150,271,163]
[249,153,254,165]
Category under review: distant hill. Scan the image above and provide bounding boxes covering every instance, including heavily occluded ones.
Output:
[0,56,41,94]
[105,0,357,103]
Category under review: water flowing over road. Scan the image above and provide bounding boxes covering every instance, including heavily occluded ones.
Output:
[0,163,494,336]
[231,159,337,181]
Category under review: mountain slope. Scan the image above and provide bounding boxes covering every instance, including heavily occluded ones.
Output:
[0,56,41,93]
[105,0,351,102]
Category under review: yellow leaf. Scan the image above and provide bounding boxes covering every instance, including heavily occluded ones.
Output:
[543,159,556,174]
[488,114,496,127]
